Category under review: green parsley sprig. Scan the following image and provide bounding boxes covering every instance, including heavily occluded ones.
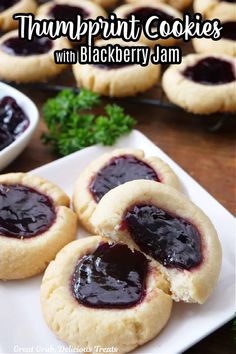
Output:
[42,89,136,156]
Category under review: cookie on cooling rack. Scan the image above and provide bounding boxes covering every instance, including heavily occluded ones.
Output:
[114,1,182,48]
[194,0,236,21]
[73,148,181,233]
[0,173,77,280]
[126,0,192,11]
[41,236,172,353]
[91,180,222,304]
[73,38,160,97]
[0,30,70,82]
[162,53,236,114]
[37,0,106,20]
[0,0,37,32]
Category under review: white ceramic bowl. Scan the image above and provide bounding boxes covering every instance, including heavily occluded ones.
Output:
[0,82,39,171]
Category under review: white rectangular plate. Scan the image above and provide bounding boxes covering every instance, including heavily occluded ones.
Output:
[0,130,235,354]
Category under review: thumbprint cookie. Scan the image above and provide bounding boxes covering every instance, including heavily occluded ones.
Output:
[73,148,181,233]
[193,20,236,57]
[194,0,236,21]
[41,236,172,353]
[37,0,107,21]
[0,0,37,32]
[91,180,222,304]
[73,38,160,97]
[114,1,182,48]
[0,173,77,280]
[0,30,70,82]
[162,53,236,114]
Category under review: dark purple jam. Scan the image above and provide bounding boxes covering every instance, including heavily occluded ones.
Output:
[221,22,236,40]
[90,155,159,203]
[124,204,202,270]
[49,4,89,20]
[71,243,149,308]
[1,37,53,56]
[222,0,236,2]
[0,0,18,13]
[0,184,56,239]
[183,57,235,85]
[0,96,29,151]
[126,6,174,26]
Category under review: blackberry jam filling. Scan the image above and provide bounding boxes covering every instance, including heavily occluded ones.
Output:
[0,0,18,13]
[90,155,159,203]
[124,204,202,270]
[126,7,174,26]
[0,96,29,151]
[221,22,236,40]
[1,37,53,56]
[49,4,89,20]
[183,57,235,85]
[71,243,148,308]
[0,184,56,238]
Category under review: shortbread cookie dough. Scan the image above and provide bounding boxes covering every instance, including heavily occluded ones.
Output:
[91,180,222,304]
[193,20,236,57]
[73,148,181,233]
[73,38,160,97]
[37,0,106,20]
[126,0,192,11]
[194,0,236,21]
[162,53,236,114]
[114,1,182,47]
[41,236,172,353]
[0,30,70,83]
[0,0,37,32]
[91,0,118,9]
[0,173,77,280]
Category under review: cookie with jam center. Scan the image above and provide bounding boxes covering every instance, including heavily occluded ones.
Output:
[0,173,77,280]
[73,38,160,97]
[0,0,37,32]
[73,148,181,233]
[37,0,107,21]
[0,30,71,83]
[91,180,222,304]
[126,0,192,11]
[162,53,236,114]
[194,0,236,21]
[114,1,182,48]
[40,236,172,353]
[193,18,236,57]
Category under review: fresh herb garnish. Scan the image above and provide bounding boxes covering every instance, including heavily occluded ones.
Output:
[42,89,136,156]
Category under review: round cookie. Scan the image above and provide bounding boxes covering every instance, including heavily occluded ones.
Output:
[194,0,236,21]
[126,0,192,11]
[37,0,107,20]
[114,1,182,48]
[162,53,236,114]
[0,0,37,32]
[0,30,70,83]
[91,180,222,304]
[193,19,236,57]
[41,236,172,353]
[73,38,160,97]
[73,148,181,233]
[0,173,77,280]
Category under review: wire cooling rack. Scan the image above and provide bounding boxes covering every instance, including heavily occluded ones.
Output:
[5,81,234,133]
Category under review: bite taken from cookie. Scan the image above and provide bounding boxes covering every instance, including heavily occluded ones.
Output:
[40,236,172,353]
[0,173,77,280]
[162,53,236,114]
[91,180,222,304]
[73,148,181,233]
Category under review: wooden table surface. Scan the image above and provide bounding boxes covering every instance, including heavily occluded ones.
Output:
[2,86,236,353]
